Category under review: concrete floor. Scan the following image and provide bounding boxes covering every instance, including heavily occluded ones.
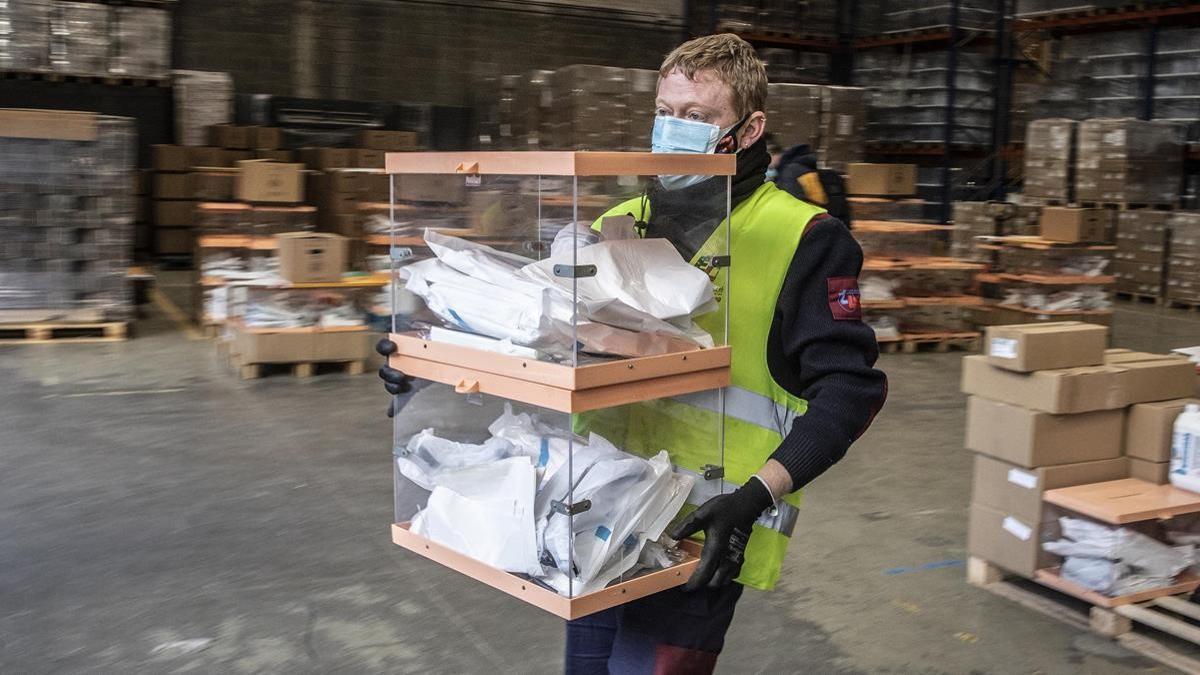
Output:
[2,276,1199,673]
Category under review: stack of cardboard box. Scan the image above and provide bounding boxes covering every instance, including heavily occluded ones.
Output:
[1167,212,1200,306]
[626,69,658,151]
[152,144,220,255]
[818,85,867,173]
[964,322,1198,577]
[1127,398,1200,484]
[0,110,136,322]
[171,70,233,147]
[950,202,1041,262]
[1075,119,1183,206]
[549,65,631,151]
[765,83,822,151]
[511,70,556,151]
[1114,211,1169,299]
[1023,119,1076,204]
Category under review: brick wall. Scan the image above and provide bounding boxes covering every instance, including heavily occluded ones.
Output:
[175,0,685,106]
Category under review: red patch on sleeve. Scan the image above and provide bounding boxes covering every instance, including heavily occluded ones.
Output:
[827,276,862,320]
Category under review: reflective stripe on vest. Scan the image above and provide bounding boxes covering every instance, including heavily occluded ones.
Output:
[672,386,799,439]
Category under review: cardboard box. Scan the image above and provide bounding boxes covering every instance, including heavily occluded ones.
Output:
[961,355,1125,414]
[235,161,305,203]
[1105,350,1197,404]
[1039,207,1110,243]
[965,396,1124,467]
[190,171,236,202]
[154,173,191,200]
[154,200,195,227]
[232,326,369,364]
[254,149,294,162]
[355,149,385,168]
[152,145,192,172]
[972,454,1129,524]
[277,233,348,282]
[253,126,284,150]
[233,328,314,364]
[299,148,354,170]
[1126,398,1200,462]
[985,322,1108,372]
[398,175,466,204]
[359,130,419,151]
[846,163,917,197]
[967,502,1060,578]
[0,108,97,141]
[1129,458,1170,485]
[210,124,253,149]
[362,172,390,201]
[155,227,194,255]
[312,330,370,361]
[224,149,255,166]
[189,146,226,169]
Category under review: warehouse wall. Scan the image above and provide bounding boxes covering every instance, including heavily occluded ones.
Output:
[174,0,685,106]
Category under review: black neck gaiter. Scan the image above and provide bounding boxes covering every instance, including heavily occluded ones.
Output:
[645,138,772,261]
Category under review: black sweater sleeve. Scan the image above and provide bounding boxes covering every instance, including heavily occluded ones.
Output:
[766,215,888,490]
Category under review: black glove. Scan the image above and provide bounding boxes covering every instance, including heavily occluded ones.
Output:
[376,338,413,418]
[669,478,773,591]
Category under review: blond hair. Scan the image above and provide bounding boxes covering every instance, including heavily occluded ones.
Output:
[659,34,767,118]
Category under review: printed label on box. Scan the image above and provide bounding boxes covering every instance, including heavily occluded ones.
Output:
[836,114,854,137]
[1007,468,1038,490]
[1002,516,1032,541]
[989,337,1018,359]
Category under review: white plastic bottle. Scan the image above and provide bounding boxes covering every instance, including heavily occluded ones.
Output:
[1169,404,1200,493]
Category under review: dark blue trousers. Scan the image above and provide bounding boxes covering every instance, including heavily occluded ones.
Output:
[564,584,744,675]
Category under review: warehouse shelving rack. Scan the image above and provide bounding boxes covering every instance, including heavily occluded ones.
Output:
[689,0,1200,215]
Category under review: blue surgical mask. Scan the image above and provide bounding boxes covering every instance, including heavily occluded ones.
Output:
[651,115,748,191]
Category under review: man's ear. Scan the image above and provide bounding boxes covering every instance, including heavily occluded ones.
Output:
[739,111,767,149]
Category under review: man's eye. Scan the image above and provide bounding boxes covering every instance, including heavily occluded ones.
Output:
[687,112,703,121]
[655,109,668,117]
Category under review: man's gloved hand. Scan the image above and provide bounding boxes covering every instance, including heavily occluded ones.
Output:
[375,338,413,418]
[669,478,773,591]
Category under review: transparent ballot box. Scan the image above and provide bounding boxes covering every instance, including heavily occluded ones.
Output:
[384,151,736,618]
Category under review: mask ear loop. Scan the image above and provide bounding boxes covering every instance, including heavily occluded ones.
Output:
[715,113,752,155]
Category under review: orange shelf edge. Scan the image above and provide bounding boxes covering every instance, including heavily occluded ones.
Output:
[391,523,699,621]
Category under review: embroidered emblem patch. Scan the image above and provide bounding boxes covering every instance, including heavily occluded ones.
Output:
[827,277,862,320]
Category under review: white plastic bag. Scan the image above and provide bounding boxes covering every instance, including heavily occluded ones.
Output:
[411,457,542,576]
[396,429,516,491]
[539,450,693,595]
[550,221,604,258]
[522,239,717,321]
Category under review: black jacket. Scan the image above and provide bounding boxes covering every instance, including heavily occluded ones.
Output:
[646,139,887,490]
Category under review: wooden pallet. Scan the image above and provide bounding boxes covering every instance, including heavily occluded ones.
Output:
[0,321,127,344]
[1024,198,1068,207]
[968,557,1200,673]
[1116,291,1163,306]
[0,69,169,87]
[877,331,980,354]
[1078,201,1177,212]
[1167,299,1200,312]
[235,359,367,380]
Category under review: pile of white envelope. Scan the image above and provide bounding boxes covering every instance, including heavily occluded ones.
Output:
[1043,516,1195,596]
[399,228,717,359]
[399,405,695,596]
